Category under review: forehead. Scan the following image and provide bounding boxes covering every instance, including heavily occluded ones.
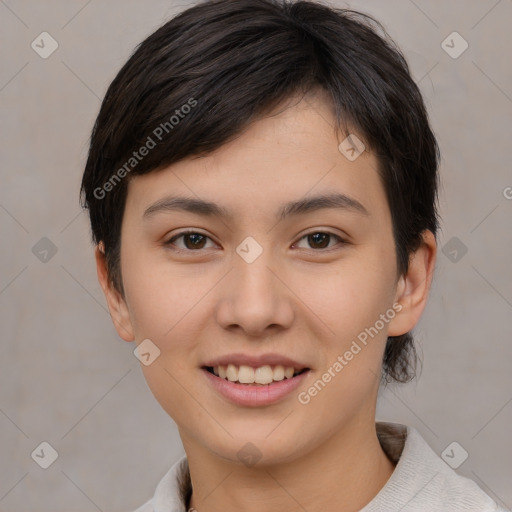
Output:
[124,93,388,224]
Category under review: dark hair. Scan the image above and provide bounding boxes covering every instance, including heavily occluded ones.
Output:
[80,0,440,384]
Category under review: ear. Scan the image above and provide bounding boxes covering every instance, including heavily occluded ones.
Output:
[95,243,135,342]
[388,230,437,337]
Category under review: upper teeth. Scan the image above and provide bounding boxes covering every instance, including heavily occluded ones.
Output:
[213,364,301,384]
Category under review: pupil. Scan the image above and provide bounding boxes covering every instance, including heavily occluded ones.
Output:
[185,233,205,249]
[308,233,329,249]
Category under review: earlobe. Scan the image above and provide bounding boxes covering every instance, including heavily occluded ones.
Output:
[95,243,135,342]
[387,230,437,337]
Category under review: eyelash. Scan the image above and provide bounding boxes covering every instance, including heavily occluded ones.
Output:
[164,230,347,253]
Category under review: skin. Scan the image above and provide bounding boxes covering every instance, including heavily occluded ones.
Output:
[96,90,436,512]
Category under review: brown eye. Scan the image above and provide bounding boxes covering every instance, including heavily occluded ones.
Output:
[294,231,345,250]
[183,233,207,249]
[307,232,330,249]
[166,231,215,251]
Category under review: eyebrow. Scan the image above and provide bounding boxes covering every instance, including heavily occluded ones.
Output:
[142,192,370,221]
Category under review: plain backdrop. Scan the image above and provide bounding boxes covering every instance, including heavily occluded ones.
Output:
[1,1,511,511]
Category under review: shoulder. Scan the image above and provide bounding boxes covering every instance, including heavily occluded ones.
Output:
[132,499,154,512]
[363,422,505,511]
[130,454,189,512]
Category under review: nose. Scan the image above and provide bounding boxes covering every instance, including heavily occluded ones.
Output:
[214,247,295,337]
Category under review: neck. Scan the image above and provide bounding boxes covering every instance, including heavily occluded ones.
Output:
[183,421,395,512]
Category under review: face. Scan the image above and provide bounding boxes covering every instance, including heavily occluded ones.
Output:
[101,91,429,465]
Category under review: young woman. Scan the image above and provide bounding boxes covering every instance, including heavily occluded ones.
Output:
[80,1,506,510]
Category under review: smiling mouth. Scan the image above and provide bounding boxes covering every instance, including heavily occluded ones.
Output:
[203,365,309,385]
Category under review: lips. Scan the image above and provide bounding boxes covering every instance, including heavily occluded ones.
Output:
[201,365,311,406]
[200,353,311,405]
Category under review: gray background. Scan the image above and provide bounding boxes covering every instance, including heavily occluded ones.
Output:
[1,0,511,511]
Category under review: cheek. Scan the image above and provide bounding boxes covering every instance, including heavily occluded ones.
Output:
[124,272,209,410]
[120,242,203,339]
[294,255,397,345]
[120,246,206,405]
[290,264,395,435]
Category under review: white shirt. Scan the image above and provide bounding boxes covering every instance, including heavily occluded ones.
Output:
[134,422,507,511]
